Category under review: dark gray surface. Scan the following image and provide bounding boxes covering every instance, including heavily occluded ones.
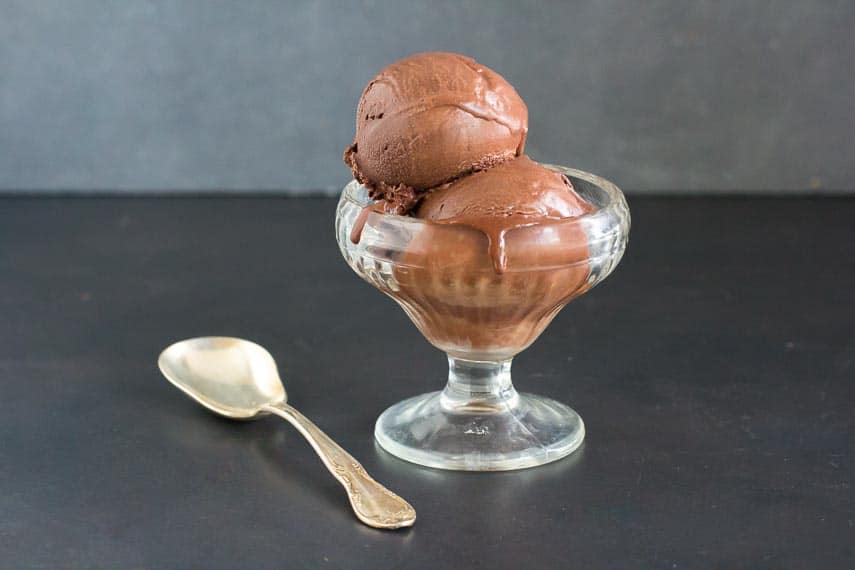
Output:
[0,196,853,568]
[1,0,853,194]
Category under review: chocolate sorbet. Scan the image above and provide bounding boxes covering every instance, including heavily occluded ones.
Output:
[416,155,593,272]
[343,52,596,358]
[396,157,593,358]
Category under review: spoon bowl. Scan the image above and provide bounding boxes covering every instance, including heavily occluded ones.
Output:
[159,337,285,419]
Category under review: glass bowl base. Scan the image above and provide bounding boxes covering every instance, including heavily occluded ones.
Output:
[374,390,584,471]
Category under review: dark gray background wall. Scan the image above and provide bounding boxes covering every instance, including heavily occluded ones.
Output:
[1,0,852,194]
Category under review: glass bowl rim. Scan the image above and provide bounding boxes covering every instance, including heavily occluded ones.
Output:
[340,163,628,229]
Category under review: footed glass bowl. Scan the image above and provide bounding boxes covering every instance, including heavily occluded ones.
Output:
[335,165,630,470]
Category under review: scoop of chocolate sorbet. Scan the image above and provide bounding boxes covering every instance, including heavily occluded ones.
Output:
[344,52,528,214]
[393,158,595,358]
[414,156,594,271]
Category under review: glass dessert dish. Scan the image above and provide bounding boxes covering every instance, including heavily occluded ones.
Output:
[335,165,630,471]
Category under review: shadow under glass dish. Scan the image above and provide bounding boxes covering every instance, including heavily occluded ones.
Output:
[335,165,630,471]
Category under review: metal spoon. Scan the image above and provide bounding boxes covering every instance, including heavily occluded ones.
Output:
[157,336,416,529]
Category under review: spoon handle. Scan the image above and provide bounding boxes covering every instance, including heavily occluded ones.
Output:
[260,402,416,529]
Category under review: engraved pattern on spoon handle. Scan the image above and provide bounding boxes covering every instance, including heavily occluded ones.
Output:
[261,402,416,529]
